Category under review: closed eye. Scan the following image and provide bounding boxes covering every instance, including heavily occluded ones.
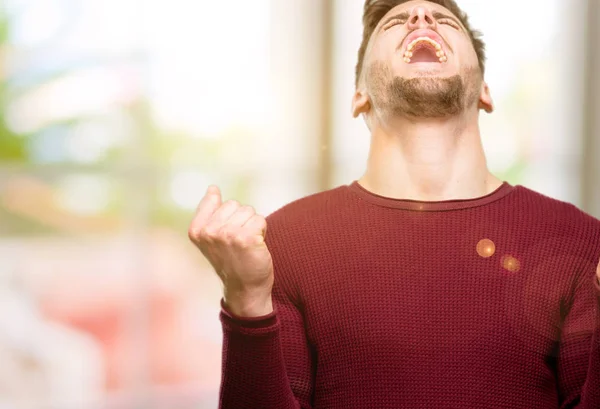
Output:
[431,12,463,30]
[383,19,407,30]
[438,18,459,29]
[380,12,410,31]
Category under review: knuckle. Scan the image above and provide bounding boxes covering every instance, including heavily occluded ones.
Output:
[251,214,266,228]
[203,225,220,240]
[224,200,240,209]
[188,225,207,241]
[240,205,255,214]
[188,227,199,241]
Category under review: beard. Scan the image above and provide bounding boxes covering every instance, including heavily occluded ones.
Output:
[367,61,481,119]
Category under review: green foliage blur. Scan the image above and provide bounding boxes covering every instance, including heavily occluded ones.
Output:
[0,10,26,162]
[0,3,252,236]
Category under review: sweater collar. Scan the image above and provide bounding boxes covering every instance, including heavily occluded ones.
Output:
[348,180,515,211]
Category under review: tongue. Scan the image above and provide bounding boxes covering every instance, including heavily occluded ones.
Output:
[411,47,439,63]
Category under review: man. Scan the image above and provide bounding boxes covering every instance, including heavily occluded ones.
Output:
[189,0,600,408]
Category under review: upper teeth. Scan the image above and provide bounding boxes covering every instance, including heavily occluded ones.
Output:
[403,37,447,64]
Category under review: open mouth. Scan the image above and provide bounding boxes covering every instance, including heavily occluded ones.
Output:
[403,37,447,64]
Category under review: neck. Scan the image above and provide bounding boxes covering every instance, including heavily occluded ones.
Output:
[359,111,502,201]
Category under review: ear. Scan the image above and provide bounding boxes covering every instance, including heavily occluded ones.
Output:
[478,81,494,113]
[352,88,371,118]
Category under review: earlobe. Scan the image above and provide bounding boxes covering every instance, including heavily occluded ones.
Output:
[352,90,371,118]
[478,81,494,113]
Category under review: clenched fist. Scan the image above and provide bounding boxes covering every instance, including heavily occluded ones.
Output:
[189,185,274,317]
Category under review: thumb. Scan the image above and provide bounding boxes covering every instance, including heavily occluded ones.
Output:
[206,185,222,208]
[192,185,223,226]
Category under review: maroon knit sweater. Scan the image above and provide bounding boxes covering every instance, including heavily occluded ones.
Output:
[218,181,600,409]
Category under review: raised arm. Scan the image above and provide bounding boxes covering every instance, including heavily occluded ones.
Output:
[189,186,315,408]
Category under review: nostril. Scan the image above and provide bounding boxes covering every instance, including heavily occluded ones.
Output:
[410,14,434,26]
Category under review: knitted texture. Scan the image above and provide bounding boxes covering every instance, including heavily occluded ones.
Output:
[219,181,600,409]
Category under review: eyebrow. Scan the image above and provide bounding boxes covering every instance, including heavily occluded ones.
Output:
[379,12,410,29]
[379,10,465,31]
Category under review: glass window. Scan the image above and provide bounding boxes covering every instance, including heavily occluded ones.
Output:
[0,0,274,408]
[0,1,592,408]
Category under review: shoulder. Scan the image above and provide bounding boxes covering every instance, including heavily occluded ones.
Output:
[513,185,600,261]
[513,185,600,229]
[262,184,354,264]
[265,184,351,231]
[262,185,352,293]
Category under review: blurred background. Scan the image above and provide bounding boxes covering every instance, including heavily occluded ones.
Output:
[0,0,599,408]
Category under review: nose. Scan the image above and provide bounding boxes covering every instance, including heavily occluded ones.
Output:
[407,6,436,30]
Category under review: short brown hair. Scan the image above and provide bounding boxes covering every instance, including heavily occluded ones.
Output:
[355,0,486,87]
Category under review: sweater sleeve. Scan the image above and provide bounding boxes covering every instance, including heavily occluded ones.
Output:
[557,268,600,408]
[218,275,315,409]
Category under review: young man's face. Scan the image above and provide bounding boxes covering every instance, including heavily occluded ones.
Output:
[370,0,477,80]
[354,0,493,120]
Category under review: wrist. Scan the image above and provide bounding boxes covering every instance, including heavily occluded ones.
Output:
[223,289,273,318]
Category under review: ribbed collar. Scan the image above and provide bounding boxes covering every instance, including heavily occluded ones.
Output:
[348,180,515,211]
